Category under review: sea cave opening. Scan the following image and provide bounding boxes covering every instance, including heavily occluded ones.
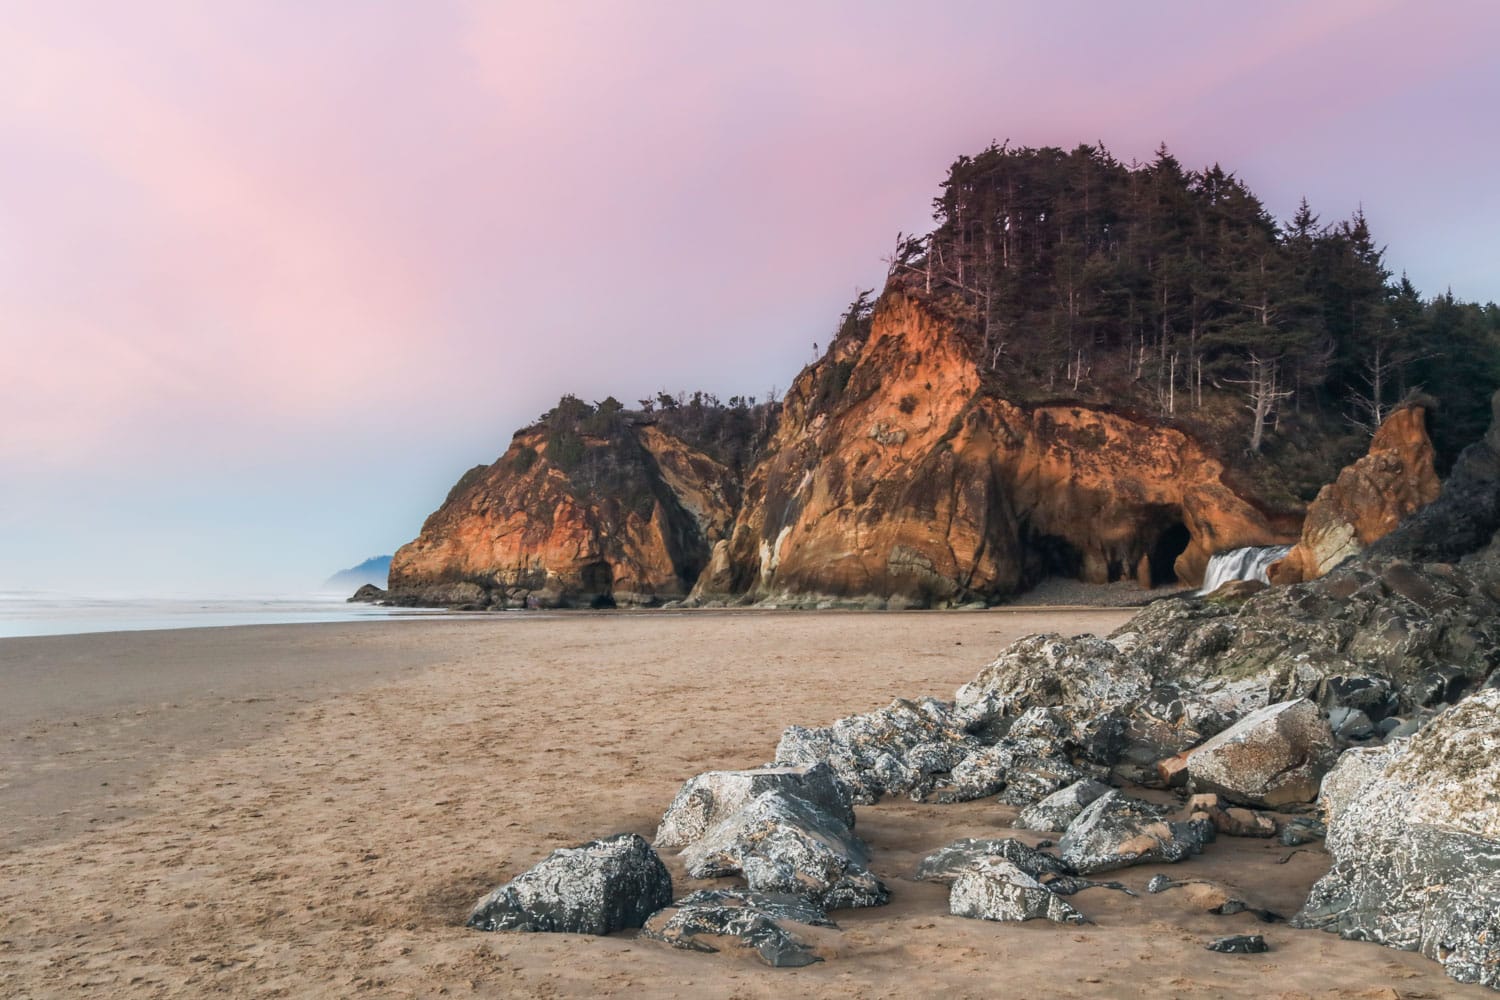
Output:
[580,561,616,609]
[1147,520,1192,586]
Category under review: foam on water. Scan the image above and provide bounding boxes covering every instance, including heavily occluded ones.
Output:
[0,592,450,639]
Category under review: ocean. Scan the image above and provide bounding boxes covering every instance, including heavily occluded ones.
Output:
[0,592,449,639]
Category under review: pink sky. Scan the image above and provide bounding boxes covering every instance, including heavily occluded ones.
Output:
[2,0,1497,593]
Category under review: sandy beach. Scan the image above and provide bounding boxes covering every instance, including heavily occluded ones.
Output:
[0,610,1483,999]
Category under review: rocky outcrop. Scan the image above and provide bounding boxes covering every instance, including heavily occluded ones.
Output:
[702,294,1293,606]
[347,583,386,603]
[388,421,739,609]
[774,697,978,803]
[466,833,672,935]
[1269,405,1440,584]
[641,889,831,967]
[396,293,1298,610]
[1182,699,1336,808]
[1293,688,1500,989]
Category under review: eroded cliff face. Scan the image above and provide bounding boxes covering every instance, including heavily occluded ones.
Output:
[391,294,1305,608]
[387,425,737,608]
[700,294,1293,606]
[1268,405,1440,585]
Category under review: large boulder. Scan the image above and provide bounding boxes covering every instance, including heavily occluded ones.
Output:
[1293,688,1500,989]
[1269,405,1440,584]
[775,697,978,803]
[654,764,854,849]
[1059,791,1210,874]
[949,858,1086,925]
[467,833,673,934]
[641,889,831,968]
[1184,699,1336,808]
[681,789,888,909]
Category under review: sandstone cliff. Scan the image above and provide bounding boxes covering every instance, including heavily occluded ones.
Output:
[389,293,1308,609]
[1268,404,1440,584]
[702,294,1294,606]
[387,420,739,608]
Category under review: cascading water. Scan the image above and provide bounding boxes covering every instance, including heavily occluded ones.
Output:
[1197,544,1293,595]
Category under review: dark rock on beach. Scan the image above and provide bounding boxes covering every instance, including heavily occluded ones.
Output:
[1059,790,1210,874]
[467,833,672,935]
[641,889,831,968]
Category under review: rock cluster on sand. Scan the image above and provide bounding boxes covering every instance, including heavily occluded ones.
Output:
[461,391,1500,987]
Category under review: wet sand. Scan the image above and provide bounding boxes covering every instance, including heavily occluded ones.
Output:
[0,610,1482,998]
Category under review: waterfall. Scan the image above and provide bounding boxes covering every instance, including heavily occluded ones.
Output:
[1197,544,1293,595]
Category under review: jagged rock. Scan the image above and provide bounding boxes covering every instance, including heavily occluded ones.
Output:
[949,858,1086,924]
[347,583,386,603]
[1328,706,1376,740]
[1206,934,1268,954]
[1059,791,1210,874]
[913,838,1071,883]
[1014,780,1114,832]
[954,635,1150,758]
[1293,688,1500,989]
[1184,699,1336,808]
[640,889,831,968]
[389,420,740,609]
[467,833,673,934]
[1270,405,1440,584]
[775,697,978,803]
[681,790,887,909]
[654,764,854,849]
[1278,816,1326,846]
[1362,390,1500,566]
[1147,874,1175,894]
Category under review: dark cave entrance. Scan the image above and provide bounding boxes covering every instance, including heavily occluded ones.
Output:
[580,561,616,609]
[1020,526,1085,586]
[1147,521,1192,586]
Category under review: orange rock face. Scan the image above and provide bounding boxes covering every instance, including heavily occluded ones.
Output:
[392,294,1299,608]
[387,426,737,608]
[704,294,1291,605]
[1268,406,1440,585]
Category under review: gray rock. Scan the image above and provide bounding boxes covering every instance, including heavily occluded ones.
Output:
[949,858,1086,924]
[467,833,673,935]
[775,697,978,803]
[1278,816,1327,847]
[654,764,854,849]
[912,837,1070,883]
[1014,779,1114,832]
[1059,790,1209,874]
[640,889,830,968]
[1147,874,1175,894]
[681,789,887,909]
[1184,699,1337,808]
[1293,688,1500,989]
[954,634,1150,764]
[943,738,1084,805]
[1206,934,1268,954]
[1329,706,1376,740]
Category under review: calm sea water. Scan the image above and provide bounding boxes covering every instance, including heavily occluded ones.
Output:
[0,592,450,639]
